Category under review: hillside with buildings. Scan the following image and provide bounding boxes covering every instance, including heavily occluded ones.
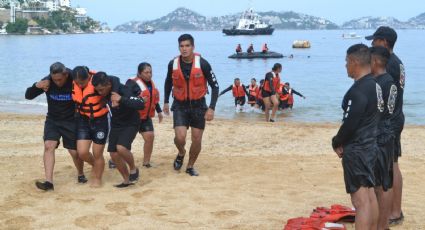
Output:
[0,0,109,34]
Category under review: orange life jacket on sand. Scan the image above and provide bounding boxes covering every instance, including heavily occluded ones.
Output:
[132,77,160,120]
[172,53,207,101]
[263,72,281,93]
[248,84,260,103]
[232,84,245,97]
[283,204,354,230]
[72,73,109,119]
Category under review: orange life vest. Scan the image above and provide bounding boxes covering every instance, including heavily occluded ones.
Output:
[288,89,294,105]
[279,84,289,101]
[232,84,245,97]
[171,53,207,101]
[263,71,281,93]
[262,44,268,52]
[72,75,108,119]
[132,77,160,120]
[248,84,260,104]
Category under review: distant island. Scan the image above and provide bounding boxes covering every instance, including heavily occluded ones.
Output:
[0,0,110,35]
[115,7,425,32]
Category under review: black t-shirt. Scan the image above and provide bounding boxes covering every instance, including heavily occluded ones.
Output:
[25,69,75,121]
[107,76,145,127]
[375,73,397,137]
[386,53,405,130]
[164,56,219,109]
[332,75,381,149]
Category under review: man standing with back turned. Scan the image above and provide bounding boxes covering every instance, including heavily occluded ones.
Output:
[332,44,383,230]
[163,34,219,176]
[366,26,406,226]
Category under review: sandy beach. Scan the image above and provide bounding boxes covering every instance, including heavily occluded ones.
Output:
[0,113,424,230]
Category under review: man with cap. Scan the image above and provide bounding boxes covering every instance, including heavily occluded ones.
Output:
[366,26,406,226]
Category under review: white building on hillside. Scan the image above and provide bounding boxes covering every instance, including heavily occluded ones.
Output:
[58,0,70,8]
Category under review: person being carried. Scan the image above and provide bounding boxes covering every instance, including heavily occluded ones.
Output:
[25,62,87,191]
[126,62,163,168]
[279,82,306,110]
[370,46,398,230]
[262,63,282,122]
[236,44,242,54]
[163,34,219,176]
[332,44,382,230]
[219,78,249,112]
[247,43,254,54]
[72,66,111,188]
[262,43,269,53]
[92,72,145,188]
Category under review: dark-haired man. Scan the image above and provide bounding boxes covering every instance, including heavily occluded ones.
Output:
[370,46,398,230]
[366,26,406,226]
[262,63,282,122]
[219,78,249,112]
[92,72,145,188]
[163,34,219,176]
[332,44,382,230]
[25,62,87,191]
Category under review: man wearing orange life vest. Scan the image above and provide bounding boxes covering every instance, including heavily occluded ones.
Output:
[126,62,163,168]
[219,78,249,112]
[72,66,110,188]
[25,62,87,191]
[262,63,282,122]
[246,78,260,108]
[262,43,269,53]
[163,34,219,176]
[279,82,306,110]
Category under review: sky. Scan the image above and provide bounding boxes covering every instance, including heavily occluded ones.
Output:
[72,0,424,27]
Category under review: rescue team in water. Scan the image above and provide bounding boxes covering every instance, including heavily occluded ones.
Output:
[219,65,305,120]
[25,27,406,229]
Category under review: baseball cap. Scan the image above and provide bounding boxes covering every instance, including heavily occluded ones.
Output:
[365,26,397,44]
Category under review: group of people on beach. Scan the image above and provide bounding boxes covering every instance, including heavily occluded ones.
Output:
[218,73,305,120]
[25,26,406,229]
[332,26,405,229]
[26,34,219,190]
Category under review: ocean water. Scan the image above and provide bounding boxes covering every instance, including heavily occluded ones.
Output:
[0,30,423,124]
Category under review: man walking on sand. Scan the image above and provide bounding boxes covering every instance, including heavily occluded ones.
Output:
[163,34,219,176]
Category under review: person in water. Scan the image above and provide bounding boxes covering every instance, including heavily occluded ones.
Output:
[92,72,145,188]
[126,62,163,168]
[25,62,87,191]
[246,78,261,109]
[262,63,282,122]
[370,46,398,230]
[279,82,305,110]
[366,26,405,226]
[332,44,382,230]
[247,44,254,54]
[163,34,219,176]
[219,78,249,112]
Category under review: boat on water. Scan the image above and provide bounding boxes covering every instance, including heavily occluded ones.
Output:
[292,40,311,49]
[342,32,362,39]
[223,8,274,36]
[139,26,155,34]
[228,51,283,59]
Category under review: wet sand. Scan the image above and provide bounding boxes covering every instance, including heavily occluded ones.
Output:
[0,113,424,229]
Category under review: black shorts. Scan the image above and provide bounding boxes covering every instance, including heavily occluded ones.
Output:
[261,90,273,98]
[342,144,378,194]
[248,96,256,105]
[393,133,402,162]
[235,96,246,106]
[77,115,109,145]
[139,118,154,133]
[108,125,139,152]
[375,136,394,191]
[43,118,76,150]
[171,99,208,130]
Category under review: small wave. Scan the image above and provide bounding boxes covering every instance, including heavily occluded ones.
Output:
[0,99,47,107]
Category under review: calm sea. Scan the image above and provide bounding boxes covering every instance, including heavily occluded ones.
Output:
[0,30,423,124]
